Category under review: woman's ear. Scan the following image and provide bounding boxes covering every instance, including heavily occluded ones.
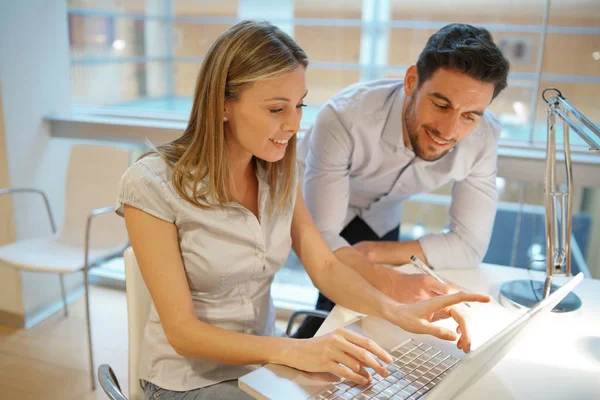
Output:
[404,65,419,97]
[223,103,231,122]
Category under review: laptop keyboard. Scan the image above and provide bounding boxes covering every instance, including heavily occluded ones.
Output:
[308,338,459,400]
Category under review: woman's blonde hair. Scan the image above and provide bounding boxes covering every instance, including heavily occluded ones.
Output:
[147,20,308,212]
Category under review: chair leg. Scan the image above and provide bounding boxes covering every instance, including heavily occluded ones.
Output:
[83,268,96,390]
[59,274,68,317]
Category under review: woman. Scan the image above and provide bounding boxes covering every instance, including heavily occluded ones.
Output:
[116,20,491,399]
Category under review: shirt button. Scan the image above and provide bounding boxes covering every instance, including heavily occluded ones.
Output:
[257,253,264,259]
[242,297,250,304]
[245,328,253,334]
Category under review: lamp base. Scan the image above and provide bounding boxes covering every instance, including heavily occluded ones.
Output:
[499,279,582,313]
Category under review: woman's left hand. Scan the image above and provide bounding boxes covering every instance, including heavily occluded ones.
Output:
[385,292,492,353]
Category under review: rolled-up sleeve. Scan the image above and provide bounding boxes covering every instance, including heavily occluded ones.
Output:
[303,104,354,252]
[419,130,499,270]
[115,161,175,223]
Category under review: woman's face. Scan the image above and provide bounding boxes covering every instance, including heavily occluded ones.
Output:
[224,66,307,163]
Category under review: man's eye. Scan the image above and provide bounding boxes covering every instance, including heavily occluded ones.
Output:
[270,108,284,114]
[464,114,476,122]
[433,103,448,109]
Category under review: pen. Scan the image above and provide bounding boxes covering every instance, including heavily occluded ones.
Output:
[409,255,471,308]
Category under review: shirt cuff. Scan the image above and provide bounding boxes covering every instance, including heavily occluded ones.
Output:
[322,232,351,253]
[418,233,479,270]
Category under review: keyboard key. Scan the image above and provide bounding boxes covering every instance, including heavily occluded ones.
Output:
[399,366,412,374]
[392,371,407,379]
[336,383,353,391]
[416,355,431,364]
[374,394,390,400]
[389,383,404,393]
[386,364,399,373]
[412,381,425,390]
[392,390,411,399]
[372,383,386,392]
[404,385,418,395]
[411,348,424,356]
[346,386,366,396]
[405,374,419,382]
[424,372,437,381]
[382,387,398,397]
[432,366,446,375]
[415,378,429,387]
[406,362,419,370]
[395,379,409,388]
[379,380,392,389]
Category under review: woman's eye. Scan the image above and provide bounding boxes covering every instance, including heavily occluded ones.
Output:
[297,103,307,109]
[269,108,284,114]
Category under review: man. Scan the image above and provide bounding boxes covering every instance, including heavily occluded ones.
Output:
[294,23,510,338]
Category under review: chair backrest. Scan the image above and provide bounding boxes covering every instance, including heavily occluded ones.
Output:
[124,247,152,400]
[59,144,130,248]
[98,364,128,400]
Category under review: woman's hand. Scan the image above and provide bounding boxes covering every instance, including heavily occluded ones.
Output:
[386,292,492,353]
[281,328,393,385]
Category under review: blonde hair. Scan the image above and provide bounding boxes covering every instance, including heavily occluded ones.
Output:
[145,20,308,212]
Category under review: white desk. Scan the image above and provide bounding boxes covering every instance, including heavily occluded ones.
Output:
[316,264,600,400]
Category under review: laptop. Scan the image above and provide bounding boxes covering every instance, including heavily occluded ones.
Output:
[239,273,583,400]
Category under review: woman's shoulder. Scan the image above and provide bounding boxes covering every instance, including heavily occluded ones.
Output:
[126,153,173,183]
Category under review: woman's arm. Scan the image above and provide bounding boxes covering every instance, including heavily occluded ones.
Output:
[291,187,398,319]
[124,204,392,384]
[291,185,492,349]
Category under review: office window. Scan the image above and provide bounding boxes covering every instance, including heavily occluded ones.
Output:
[68,1,600,303]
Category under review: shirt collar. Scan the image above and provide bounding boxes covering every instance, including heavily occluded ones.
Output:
[381,81,407,149]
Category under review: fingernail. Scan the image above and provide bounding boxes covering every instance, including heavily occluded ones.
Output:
[362,377,369,385]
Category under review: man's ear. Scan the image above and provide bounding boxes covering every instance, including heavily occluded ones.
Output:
[404,65,419,97]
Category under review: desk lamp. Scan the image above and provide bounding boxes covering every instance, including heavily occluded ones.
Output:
[499,88,600,312]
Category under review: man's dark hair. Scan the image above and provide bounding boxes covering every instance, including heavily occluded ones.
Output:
[416,23,510,100]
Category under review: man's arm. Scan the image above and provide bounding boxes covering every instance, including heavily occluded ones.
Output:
[419,139,498,269]
[356,130,500,270]
[303,104,454,300]
[302,103,354,253]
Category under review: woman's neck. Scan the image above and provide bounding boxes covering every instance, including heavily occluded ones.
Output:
[225,135,256,197]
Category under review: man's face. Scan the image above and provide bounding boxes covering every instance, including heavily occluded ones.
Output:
[403,66,495,161]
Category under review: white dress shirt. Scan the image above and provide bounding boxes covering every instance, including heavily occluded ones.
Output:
[297,79,501,269]
[115,154,297,391]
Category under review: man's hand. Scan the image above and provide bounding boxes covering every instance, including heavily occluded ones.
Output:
[376,267,458,304]
[334,245,458,305]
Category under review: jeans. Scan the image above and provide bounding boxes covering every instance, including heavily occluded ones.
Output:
[142,379,255,400]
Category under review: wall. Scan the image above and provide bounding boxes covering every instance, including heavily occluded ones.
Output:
[0,81,23,323]
[0,1,81,327]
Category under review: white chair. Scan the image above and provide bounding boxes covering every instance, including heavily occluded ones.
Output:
[120,246,326,397]
[123,246,151,400]
[0,144,131,390]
